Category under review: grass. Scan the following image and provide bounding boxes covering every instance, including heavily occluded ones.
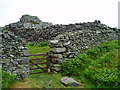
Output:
[11,73,83,88]
[25,43,83,88]
[10,40,120,88]
[29,73,66,88]
[26,44,50,54]
[10,78,32,88]
[26,44,50,74]
[29,73,83,88]
[3,27,9,32]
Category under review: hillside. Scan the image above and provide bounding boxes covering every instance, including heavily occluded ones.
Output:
[1,15,120,88]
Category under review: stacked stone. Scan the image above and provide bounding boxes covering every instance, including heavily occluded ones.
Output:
[8,18,119,43]
[1,30,30,80]
[49,29,118,72]
[9,15,52,30]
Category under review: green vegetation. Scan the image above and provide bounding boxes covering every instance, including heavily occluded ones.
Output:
[37,41,48,47]
[1,65,17,89]
[29,73,66,88]
[3,27,9,32]
[22,14,31,17]
[27,42,35,46]
[27,42,50,74]
[2,71,17,88]
[30,20,39,24]
[7,40,120,88]
[62,40,120,88]
[26,42,50,55]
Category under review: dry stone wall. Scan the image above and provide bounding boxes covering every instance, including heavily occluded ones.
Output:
[8,17,119,43]
[0,29,30,80]
[8,15,53,43]
[49,29,118,72]
[2,15,120,73]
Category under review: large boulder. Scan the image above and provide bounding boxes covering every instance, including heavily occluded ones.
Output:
[9,15,53,30]
[20,15,41,23]
[60,77,80,86]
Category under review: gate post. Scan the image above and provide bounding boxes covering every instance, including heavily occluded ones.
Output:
[46,52,51,73]
[46,52,57,73]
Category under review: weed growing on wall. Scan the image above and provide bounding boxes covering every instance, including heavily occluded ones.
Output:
[2,71,17,88]
[28,42,35,46]
[3,27,9,32]
[37,41,48,47]
[22,14,31,17]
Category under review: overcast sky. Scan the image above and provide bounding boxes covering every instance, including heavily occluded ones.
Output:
[0,0,119,28]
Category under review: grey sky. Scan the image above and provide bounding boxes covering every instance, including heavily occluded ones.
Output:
[0,0,119,28]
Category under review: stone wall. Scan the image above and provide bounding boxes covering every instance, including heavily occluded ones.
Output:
[9,19,119,43]
[2,16,120,73]
[49,29,118,72]
[0,29,30,80]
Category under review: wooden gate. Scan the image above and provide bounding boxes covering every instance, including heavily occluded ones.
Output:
[24,53,51,75]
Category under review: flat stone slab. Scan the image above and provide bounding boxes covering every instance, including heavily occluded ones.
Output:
[60,77,80,86]
[51,48,66,53]
[50,40,59,44]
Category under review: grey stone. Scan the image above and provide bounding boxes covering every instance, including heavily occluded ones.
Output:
[23,50,30,56]
[13,71,18,75]
[9,67,16,71]
[63,41,71,46]
[20,15,41,23]
[96,31,101,34]
[1,30,30,80]
[52,64,61,72]
[18,46,25,50]
[1,59,10,64]
[8,31,15,36]
[54,54,63,58]
[24,23,32,28]
[21,57,29,64]
[12,61,18,65]
[17,65,23,69]
[50,40,59,44]
[34,24,42,29]
[50,58,58,64]
[56,35,65,39]
[10,55,14,57]
[51,48,66,53]
[51,58,64,64]
[60,77,80,86]
[105,30,115,33]
[19,15,52,29]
